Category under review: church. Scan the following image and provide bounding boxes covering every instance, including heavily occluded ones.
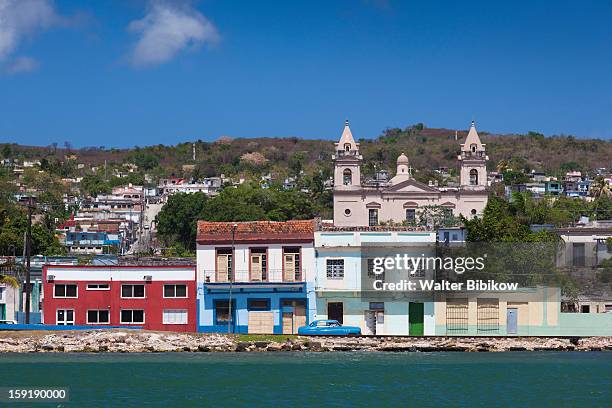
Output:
[332,120,489,227]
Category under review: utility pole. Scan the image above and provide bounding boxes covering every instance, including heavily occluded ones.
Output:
[25,197,34,324]
[227,223,237,334]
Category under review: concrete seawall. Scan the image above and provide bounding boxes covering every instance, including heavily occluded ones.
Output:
[0,330,611,352]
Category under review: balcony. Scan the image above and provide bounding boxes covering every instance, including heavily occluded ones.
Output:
[202,269,306,283]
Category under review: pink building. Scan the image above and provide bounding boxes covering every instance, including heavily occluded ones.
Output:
[332,120,489,227]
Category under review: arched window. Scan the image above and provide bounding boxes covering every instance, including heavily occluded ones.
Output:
[343,169,352,185]
[344,143,351,152]
[470,143,477,153]
[469,169,478,185]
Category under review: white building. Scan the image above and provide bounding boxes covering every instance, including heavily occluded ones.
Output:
[314,227,438,336]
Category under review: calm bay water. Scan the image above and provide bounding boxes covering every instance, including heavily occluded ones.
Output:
[0,352,610,407]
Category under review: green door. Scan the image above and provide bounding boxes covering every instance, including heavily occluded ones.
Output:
[0,304,5,320]
[409,302,424,336]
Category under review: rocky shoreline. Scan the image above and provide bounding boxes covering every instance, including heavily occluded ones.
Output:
[0,331,611,353]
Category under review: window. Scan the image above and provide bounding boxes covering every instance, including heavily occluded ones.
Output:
[283,248,301,281]
[369,302,384,311]
[406,208,416,223]
[368,209,378,226]
[581,305,590,313]
[56,309,74,325]
[121,284,145,298]
[87,310,110,324]
[247,299,270,311]
[446,299,468,334]
[250,248,267,281]
[163,309,188,325]
[164,284,187,298]
[86,283,110,290]
[215,300,233,324]
[469,169,478,185]
[470,143,477,153]
[54,284,77,298]
[477,299,499,333]
[344,208,351,216]
[343,168,352,185]
[120,309,145,324]
[216,248,233,282]
[326,259,344,279]
[366,258,384,281]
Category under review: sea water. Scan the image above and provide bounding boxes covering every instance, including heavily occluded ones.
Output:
[0,352,610,407]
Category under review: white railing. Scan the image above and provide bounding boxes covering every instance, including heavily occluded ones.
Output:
[202,269,306,283]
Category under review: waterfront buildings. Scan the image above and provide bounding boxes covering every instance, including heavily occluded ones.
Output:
[42,265,196,332]
[314,226,438,335]
[195,220,317,334]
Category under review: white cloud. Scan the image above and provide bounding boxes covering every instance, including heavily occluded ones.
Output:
[0,0,61,73]
[5,55,39,73]
[128,0,219,67]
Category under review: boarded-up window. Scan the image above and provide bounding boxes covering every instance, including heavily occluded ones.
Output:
[477,298,499,333]
[163,309,188,325]
[248,311,274,334]
[446,299,468,334]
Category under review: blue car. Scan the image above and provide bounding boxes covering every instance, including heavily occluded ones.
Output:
[298,320,361,336]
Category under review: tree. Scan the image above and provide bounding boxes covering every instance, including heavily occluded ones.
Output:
[155,193,208,250]
[0,275,18,288]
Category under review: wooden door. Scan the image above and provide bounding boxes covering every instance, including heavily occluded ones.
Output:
[284,254,295,281]
[293,302,306,333]
[282,312,294,334]
[217,255,229,282]
[251,254,263,281]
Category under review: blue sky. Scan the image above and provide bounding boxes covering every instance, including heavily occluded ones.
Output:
[1,0,611,147]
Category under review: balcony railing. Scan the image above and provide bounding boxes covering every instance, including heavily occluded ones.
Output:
[202,269,306,283]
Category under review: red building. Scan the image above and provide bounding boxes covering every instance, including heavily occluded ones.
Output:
[42,265,196,332]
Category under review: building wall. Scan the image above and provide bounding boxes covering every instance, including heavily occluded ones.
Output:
[333,190,487,227]
[197,283,315,334]
[42,266,196,332]
[0,285,19,321]
[433,287,561,336]
[314,230,437,335]
[196,243,316,283]
[196,240,316,333]
[315,294,436,336]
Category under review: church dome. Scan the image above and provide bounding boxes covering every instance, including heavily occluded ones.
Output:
[397,153,409,165]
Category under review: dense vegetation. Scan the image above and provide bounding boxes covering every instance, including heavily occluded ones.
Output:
[2,124,611,193]
[155,184,330,252]
[0,169,66,256]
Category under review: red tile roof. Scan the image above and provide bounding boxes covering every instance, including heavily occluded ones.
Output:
[196,220,315,244]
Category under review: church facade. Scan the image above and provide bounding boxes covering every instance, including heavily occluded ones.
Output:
[332,120,489,227]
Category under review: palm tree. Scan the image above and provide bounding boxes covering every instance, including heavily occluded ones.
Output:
[496,159,509,173]
[0,274,19,288]
[590,177,612,198]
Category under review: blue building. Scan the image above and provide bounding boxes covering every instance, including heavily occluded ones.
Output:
[65,231,120,254]
[195,220,317,334]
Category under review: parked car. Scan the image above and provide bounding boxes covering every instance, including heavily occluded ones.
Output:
[0,320,17,325]
[298,320,361,336]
